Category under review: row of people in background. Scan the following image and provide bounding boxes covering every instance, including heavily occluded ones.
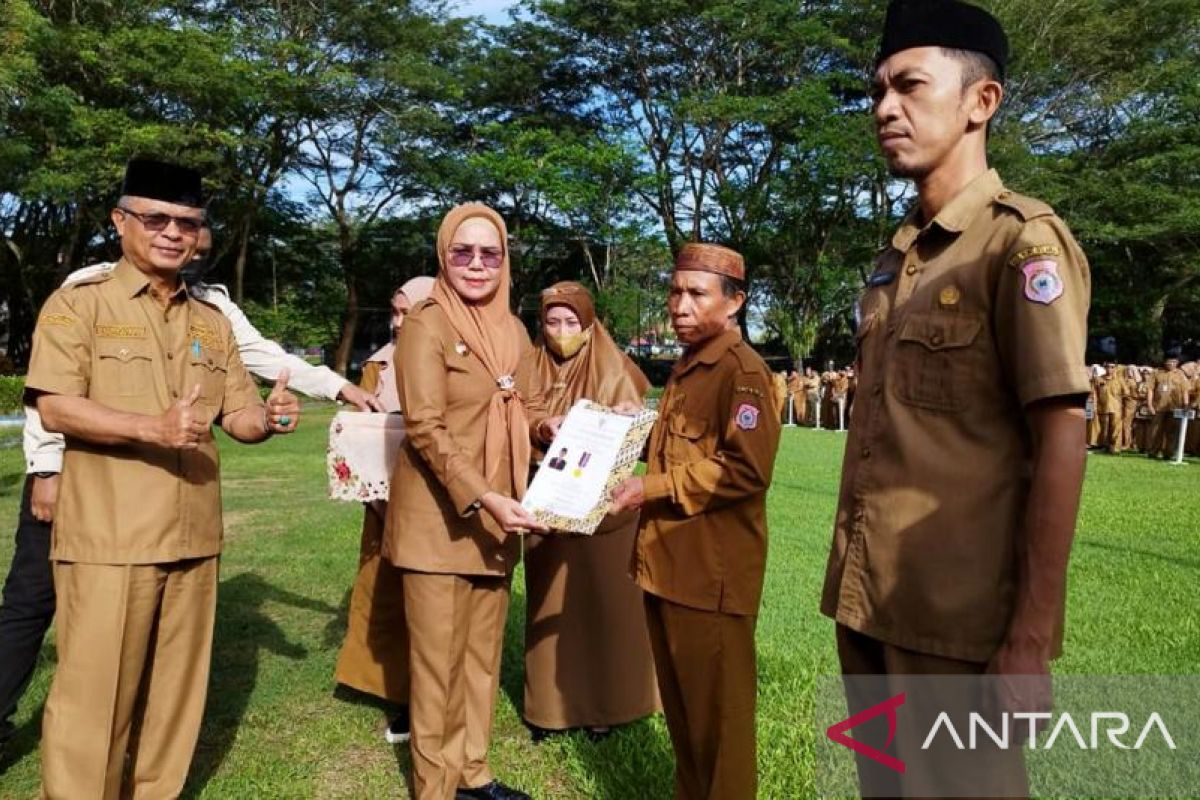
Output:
[1087,356,1198,458]
[772,366,857,430]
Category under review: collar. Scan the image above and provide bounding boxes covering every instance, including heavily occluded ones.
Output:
[113,258,188,302]
[891,169,1005,253]
[673,328,742,378]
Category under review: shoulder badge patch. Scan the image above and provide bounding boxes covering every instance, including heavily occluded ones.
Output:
[735,402,760,431]
[1021,259,1064,305]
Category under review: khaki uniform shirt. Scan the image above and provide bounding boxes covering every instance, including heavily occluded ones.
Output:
[1095,374,1121,414]
[25,259,263,565]
[821,169,1091,663]
[384,300,545,577]
[1147,368,1189,412]
[635,329,782,616]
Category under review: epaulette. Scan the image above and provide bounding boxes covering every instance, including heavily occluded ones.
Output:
[994,189,1055,222]
[730,339,769,375]
[61,268,115,291]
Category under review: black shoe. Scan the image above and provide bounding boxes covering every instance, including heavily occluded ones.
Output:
[455,780,532,800]
[383,706,410,744]
[527,723,554,744]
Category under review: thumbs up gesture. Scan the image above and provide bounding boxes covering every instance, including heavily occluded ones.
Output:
[265,368,300,434]
[159,383,210,449]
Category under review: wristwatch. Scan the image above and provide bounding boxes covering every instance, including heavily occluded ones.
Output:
[32,471,58,479]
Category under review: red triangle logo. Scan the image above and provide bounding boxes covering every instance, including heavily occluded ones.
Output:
[825,692,907,773]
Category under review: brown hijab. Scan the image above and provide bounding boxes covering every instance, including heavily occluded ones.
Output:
[532,281,650,418]
[429,203,532,495]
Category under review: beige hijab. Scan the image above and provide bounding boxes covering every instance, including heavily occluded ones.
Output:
[532,281,649,419]
[429,203,532,496]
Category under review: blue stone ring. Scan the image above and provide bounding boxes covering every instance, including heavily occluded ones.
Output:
[278,415,292,427]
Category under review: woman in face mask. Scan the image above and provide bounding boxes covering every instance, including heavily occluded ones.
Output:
[523,281,660,740]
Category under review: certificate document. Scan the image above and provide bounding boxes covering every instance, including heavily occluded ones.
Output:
[522,399,657,534]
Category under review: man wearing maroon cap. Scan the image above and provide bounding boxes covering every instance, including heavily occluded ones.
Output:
[611,243,780,799]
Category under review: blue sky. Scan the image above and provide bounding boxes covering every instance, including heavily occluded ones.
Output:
[456,0,518,24]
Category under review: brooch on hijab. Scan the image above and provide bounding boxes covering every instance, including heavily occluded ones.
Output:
[455,341,469,356]
[497,375,515,390]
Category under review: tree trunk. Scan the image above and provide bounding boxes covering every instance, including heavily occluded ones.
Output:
[334,267,358,376]
[233,218,253,304]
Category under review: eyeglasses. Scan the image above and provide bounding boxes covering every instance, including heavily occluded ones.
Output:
[447,246,503,269]
[117,207,206,236]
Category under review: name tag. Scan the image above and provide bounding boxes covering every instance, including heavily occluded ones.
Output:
[95,324,146,339]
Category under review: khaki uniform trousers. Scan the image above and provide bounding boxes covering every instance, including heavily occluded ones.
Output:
[403,571,509,800]
[334,505,409,703]
[1148,411,1180,458]
[41,557,218,800]
[644,593,758,800]
[1120,398,1138,452]
[836,625,1028,800]
[1098,412,1120,453]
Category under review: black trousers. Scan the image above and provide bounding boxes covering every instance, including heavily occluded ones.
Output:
[0,476,56,742]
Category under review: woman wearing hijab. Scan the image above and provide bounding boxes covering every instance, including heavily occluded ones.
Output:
[384,204,547,800]
[523,282,659,739]
[334,276,435,744]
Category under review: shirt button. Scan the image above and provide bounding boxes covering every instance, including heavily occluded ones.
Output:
[861,447,871,458]
[167,352,174,360]
[873,384,882,396]
[172,390,179,398]
[931,332,944,346]
[905,264,917,276]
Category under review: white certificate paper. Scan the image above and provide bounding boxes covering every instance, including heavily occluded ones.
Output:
[521,399,656,534]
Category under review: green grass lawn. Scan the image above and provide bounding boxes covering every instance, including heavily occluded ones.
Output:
[0,406,1197,798]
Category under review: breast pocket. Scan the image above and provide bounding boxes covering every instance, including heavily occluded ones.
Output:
[665,413,708,464]
[890,311,983,413]
[189,349,229,413]
[95,339,155,397]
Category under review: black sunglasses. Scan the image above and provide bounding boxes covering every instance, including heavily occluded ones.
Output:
[117,207,206,236]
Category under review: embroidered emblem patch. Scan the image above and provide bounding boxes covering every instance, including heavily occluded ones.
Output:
[40,314,77,328]
[735,403,760,431]
[1008,244,1062,269]
[187,323,224,352]
[1021,259,1064,305]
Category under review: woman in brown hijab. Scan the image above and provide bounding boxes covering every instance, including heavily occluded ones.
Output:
[523,281,660,738]
[384,204,547,800]
[333,275,434,745]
